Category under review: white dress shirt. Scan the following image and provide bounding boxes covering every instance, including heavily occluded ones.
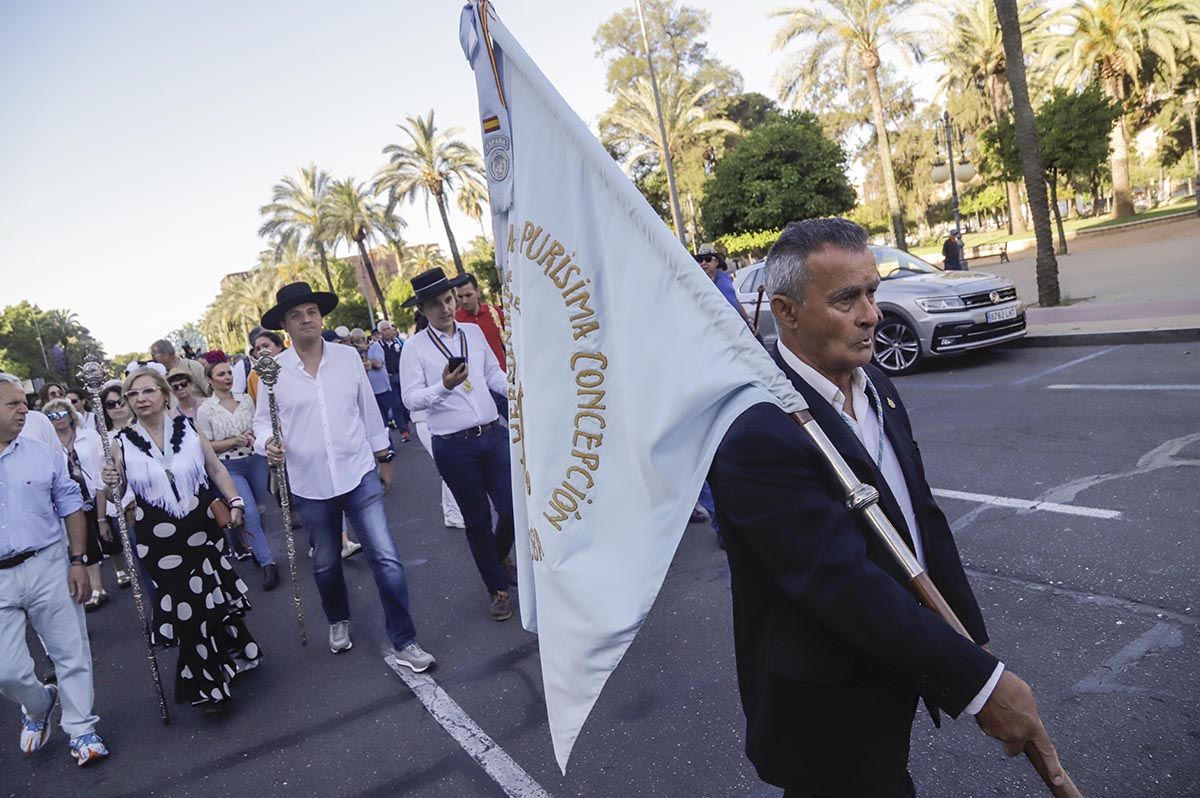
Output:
[399,322,507,436]
[252,342,390,501]
[779,346,1003,715]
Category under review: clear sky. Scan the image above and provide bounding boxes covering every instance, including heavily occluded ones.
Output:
[0,0,934,355]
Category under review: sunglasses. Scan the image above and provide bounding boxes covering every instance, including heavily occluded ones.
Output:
[103,399,125,410]
[45,410,72,421]
[125,387,162,401]
[169,381,190,390]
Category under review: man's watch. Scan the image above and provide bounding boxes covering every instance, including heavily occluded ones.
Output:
[376,450,395,464]
[69,554,86,566]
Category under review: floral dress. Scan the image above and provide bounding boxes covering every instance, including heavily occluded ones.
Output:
[117,415,261,706]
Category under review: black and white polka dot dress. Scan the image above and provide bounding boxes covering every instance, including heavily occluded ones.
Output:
[118,416,261,707]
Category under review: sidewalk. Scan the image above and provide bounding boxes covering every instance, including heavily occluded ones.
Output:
[967,215,1200,345]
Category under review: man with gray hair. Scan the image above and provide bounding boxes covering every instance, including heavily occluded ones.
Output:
[707,218,1064,795]
[149,339,209,396]
[0,377,108,767]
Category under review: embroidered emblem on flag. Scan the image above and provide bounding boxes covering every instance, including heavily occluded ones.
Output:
[482,115,501,132]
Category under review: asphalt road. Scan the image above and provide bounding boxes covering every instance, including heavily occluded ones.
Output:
[4,341,1197,798]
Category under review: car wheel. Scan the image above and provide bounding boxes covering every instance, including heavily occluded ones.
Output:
[873,315,923,375]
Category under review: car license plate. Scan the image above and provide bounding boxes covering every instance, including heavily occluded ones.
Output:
[987,306,1018,323]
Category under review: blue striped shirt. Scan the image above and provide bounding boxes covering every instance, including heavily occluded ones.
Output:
[0,436,84,559]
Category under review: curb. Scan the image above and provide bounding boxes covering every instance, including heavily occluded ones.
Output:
[1014,327,1200,347]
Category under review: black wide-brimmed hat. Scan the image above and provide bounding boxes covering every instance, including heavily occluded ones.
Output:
[401,267,470,309]
[261,282,339,330]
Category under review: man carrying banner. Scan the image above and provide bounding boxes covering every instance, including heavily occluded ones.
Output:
[707,218,1064,796]
[398,268,515,622]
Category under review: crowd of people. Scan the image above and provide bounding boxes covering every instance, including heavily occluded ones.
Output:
[1,267,515,770]
[3,224,1063,794]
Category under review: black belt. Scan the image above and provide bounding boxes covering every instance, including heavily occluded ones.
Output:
[0,547,43,570]
[434,421,498,441]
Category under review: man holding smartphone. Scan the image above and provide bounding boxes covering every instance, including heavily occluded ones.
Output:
[398,268,515,622]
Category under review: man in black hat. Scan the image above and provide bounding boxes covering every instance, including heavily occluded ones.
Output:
[252,282,435,671]
[398,268,516,622]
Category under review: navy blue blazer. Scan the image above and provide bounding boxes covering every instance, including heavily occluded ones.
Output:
[708,347,999,792]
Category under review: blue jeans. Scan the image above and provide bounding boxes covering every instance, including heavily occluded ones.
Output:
[431,424,514,593]
[224,454,275,566]
[391,376,415,432]
[292,471,416,649]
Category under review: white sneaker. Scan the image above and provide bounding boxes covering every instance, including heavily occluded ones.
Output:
[341,540,363,559]
[329,621,353,653]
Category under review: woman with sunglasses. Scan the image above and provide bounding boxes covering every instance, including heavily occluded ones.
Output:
[167,368,201,419]
[42,399,132,609]
[102,368,262,711]
[197,360,278,590]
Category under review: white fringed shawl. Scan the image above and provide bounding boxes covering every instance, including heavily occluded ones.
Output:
[118,416,209,519]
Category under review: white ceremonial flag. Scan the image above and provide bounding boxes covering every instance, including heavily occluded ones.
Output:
[460,1,808,773]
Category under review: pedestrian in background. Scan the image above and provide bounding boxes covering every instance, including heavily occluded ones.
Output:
[198,360,279,591]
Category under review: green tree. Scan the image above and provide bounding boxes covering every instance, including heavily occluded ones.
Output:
[700,113,857,236]
[772,0,924,250]
[995,0,1061,305]
[0,303,107,382]
[594,1,744,242]
[1053,0,1200,218]
[323,177,390,320]
[375,110,486,276]
[932,0,1056,234]
[463,236,500,301]
[258,164,337,293]
[981,86,1119,252]
[592,0,742,101]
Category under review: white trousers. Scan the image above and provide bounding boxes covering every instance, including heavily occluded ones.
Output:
[0,540,99,738]
[413,420,463,524]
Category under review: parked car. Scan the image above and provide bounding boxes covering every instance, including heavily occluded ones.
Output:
[732,246,1026,375]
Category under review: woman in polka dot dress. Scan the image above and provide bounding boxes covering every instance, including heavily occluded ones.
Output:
[102,367,262,709]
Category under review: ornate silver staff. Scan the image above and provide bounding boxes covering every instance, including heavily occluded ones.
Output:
[78,355,170,724]
[254,353,308,645]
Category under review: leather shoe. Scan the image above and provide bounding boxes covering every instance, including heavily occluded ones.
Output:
[262,564,280,591]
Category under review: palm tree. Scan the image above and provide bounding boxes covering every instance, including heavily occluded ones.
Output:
[994,0,1061,306]
[773,0,923,250]
[401,243,451,276]
[601,75,739,237]
[258,164,337,292]
[456,176,490,239]
[1054,0,1200,218]
[375,110,485,275]
[933,0,1055,234]
[323,177,389,320]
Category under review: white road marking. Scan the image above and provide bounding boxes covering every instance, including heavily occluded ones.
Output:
[386,656,552,798]
[932,488,1122,519]
[1047,384,1200,391]
[1073,622,1184,695]
[1011,346,1121,385]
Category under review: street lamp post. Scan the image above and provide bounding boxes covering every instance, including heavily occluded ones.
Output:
[931,110,976,261]
[1184,91,1199,217]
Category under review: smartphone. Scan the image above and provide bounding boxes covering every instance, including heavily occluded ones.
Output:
[446,356,467,372]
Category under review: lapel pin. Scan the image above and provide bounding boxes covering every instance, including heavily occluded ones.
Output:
[886,397,896,409]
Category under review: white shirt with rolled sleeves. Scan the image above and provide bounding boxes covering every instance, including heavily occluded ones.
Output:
[778,347,1003,716]
[399,322,507,437]
[252,342,390,501]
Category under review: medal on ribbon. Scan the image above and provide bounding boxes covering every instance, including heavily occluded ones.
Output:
[427,327,473,392]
